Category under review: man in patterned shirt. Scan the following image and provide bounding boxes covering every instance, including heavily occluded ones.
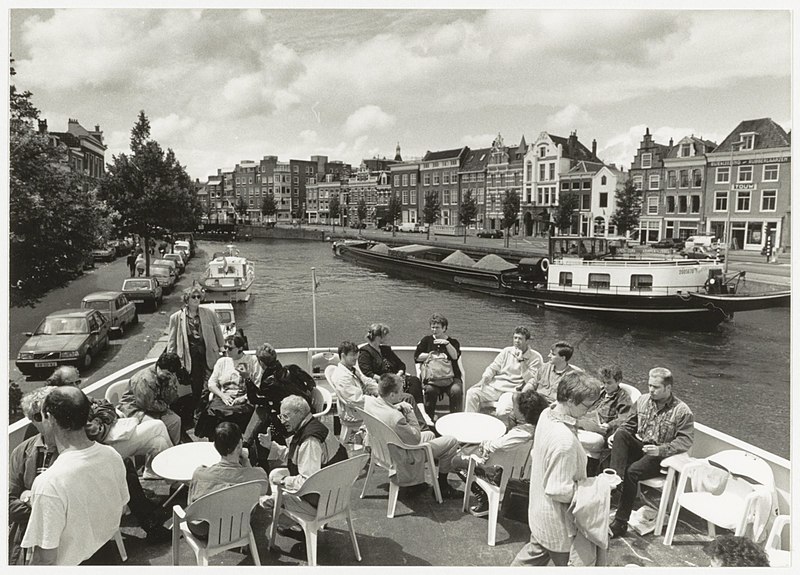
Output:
[607,367,694,538]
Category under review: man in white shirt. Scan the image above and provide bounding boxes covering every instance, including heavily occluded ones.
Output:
[465,326,543,422]
[22,386,129,566]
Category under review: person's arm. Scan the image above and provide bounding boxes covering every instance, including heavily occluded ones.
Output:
[659,405,695,458]
[358,349,377,379]
[621,396,641,435]
[542,443,580,503]
[331,369,364,404]
[394,403,421,445]
[207,359,232,402]
[385,346,406,373]
[250,357,263,387]
[446,337,461,361]
[133,374,169,414]
[283,438,324,491]
[480,426,530,457]
[165,313,178,354]
[8,444,31,524]
[478,349,506,386]
[522,353,543,387]
[29,546,58,565]
[414,337,429,363]
[604,392,634,434]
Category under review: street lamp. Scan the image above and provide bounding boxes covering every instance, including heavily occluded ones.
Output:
[723,142,742,273]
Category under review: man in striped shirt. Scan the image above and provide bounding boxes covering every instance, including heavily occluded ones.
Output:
[608,367,694,539]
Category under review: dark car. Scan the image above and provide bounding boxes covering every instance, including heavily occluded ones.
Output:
[681,246,724,262]
[383,224,397,232]
[16,309,110,376]
[122,277,163,311]
[477,229,503,239]
[652,237,685,250]
[350,222,367,229]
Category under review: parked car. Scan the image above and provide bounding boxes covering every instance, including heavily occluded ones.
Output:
[152,258,178,276]
[682,246,725,262]
[149,263,177,293]
[16,309,110,376]
[652,237,685,251]
[162,253,186,274]
[477,229,504,239]
[349,222,367,229]
[383,224,397,232]
[90,245,116,263]
[122,277,163,311]
[174,240,192,260]
[174,232,196,257]
[200,303,237,339]
[81,291,138,337]
[398,222,416,233]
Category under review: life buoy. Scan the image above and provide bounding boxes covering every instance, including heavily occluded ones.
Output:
[539,258,550,273]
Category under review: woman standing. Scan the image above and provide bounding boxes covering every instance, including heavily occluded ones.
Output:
[166,285,225,418]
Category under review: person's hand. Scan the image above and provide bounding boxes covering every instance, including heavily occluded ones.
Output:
[434,338,448,346]
[221,393,235,406]
[20,489,32,505]
[397,401,413,416]
[642,444,660,457]
[258,431,272,449]
[232,395,247,405]
[607,432,616,449]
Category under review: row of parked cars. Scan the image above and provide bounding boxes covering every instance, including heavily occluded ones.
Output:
[14,235,239,379]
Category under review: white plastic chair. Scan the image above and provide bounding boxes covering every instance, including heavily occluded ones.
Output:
[105,379,130,404]
[268,454,369,566]
[171,479,268,566]
[325,365,363,444]
[764,514,790,567]
[462,440,532,546]
[311,387,332,418]
[663,449,775,545]
[352,405,443,517]
[309,350,339,377]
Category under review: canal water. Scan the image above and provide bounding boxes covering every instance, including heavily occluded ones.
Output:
[201,239,790,459]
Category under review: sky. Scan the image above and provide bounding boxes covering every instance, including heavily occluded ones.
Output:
[7,5,793,182]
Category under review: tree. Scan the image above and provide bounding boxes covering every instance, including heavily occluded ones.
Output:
[386,192,402,237]
[10,59,110,306]
[357,198,367,236]
[458,189,478,244]
[328,195,341,233]
[610,179,642,237]
[501,190,520,248]
[98,111,199,277]
[261,193,277,225]
[423,190,441,240]
[553,192,580,234]
[235,196,249,224]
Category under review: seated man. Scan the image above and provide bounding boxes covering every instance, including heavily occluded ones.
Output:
[452,389,550,516]
[608,367,694,539]
[414,313,463,421]
[117,352,182,445]
[187,422,268,538]
[21,387,129,566]
[258,395,348,513]
[529,341,582,403]
[328,340,379,431]
[465,326,542,422]
[364,374,460,499]
[577,366,633,475]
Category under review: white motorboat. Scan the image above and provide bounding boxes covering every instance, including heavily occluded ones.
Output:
[199,244,254,302]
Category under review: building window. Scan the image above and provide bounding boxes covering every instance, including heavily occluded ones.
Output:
[737,165,753,183]
[402,190,409,204]
[647,196,658,215]
[443,189,451,205]
[641,153,652,168]
[549,163,556,180]
[442,172,449,184]
[539,164,546,181]
[679,169,689,188]
[401,174,408,186]
[526,162,533,181]
[601,175,607,185]
[424,174,430,186]
[539,146,546,158]
[410,173,417,186]
[633,176,643,190]
[763,164,779,181]
[691,195,701,213]
[739,134,755,150]
[678,196,688,213]
[559,272,573,287]
[761,190,777,212]
[680,143,691,157]
[581,194,590,210]
[630,274,653,291]
[649,174,660,189]
[667,170,676,188]
[433,174,440,185]
[716,166,730,184]
[692,169,702,187]
[666,196,676,213]
[582,180,591,189]
[736,191,751,212]
[588,273,611,289]
[393,175,399,186]
[410,190,417,204]
[599,192,608,208]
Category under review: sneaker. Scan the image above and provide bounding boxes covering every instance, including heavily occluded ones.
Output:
[610,519,628,539]
[437,480,461,500]
[469,489,489,517]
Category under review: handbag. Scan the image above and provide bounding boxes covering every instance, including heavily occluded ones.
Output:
[420,351,455,388]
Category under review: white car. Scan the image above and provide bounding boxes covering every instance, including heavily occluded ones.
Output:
[398,222,417,233]
[200,303,236,339]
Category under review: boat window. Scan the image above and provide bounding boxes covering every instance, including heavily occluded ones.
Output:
[559,272,573,287]
[588,273,611,289]
[630,274,653,291]
[215,311,233,323]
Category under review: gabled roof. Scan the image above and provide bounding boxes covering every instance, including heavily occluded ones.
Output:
[716,118,790,152]
[547,134,597,162]
[460,147,492,172]
[666,136,717,158]
[563,160,605,175]
[422,147,467,161]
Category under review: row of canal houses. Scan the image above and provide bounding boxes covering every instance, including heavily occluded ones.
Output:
[199,117,790,251]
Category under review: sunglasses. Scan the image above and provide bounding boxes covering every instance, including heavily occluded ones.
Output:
[31,412,43,422]
[67,379,82,386]
[189,294,203,300]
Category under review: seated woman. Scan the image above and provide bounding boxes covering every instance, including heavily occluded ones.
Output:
[452,388,550,516]
[242,343,316,466]
[358,322,424,404]
[576,365,633,476]
[200,334,262,438]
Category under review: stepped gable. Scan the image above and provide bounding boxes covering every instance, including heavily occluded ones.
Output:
[473,254,516,271]
[717,117,791,151]
[369,243,390,254]
[441,250,476,266]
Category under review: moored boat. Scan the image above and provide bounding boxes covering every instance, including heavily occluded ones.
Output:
[333,236,789,330]
[199,244,255,302]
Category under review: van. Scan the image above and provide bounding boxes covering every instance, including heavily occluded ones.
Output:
[684,234,717,250]
[399,222,417,233]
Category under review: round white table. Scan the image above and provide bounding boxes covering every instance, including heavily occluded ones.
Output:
[151,442,221,483]
[435,412,506,444]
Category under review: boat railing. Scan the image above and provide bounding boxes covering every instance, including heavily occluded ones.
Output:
[552,257,719,268]
[545,283,707,296]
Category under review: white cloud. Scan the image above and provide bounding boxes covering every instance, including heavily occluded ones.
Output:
[460,133,496,149]
[546,105,592,133]
[344,106,396,137]
[151,114,195,141]
[299,130,318,144]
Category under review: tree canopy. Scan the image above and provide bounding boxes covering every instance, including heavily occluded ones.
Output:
[501,190,520,247]
[553,192,580,234]
[328,195,341,230]
[261,193,277,222]
[423,190,441,239]
[610,179,642,236]
[458,189,478,244]
[356,198,368,224]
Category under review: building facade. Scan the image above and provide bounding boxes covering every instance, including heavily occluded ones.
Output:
[420,147,468,227]
[661,135,716,241]
[458,147,490,230]
[628,128,672,243]
[590,165,627,237]
[486,134,526,233]
[40,118,106,181]
[390,153,421,225]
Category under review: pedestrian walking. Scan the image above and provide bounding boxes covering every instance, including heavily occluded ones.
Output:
[126,253,136,277]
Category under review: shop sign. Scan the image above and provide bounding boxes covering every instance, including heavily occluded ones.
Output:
[732,183,755,191]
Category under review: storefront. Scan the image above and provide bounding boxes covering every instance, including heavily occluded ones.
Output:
[706,218,782,251]
[637,219,661,243]
[664,219,700,240]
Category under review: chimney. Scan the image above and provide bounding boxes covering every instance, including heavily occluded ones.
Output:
[669,137,674,147]
[95,124,100,132]
[592,139,597,158]
[38,119,48,134]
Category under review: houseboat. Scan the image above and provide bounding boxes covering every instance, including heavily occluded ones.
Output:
[199,245,255,302]
[333,236,789,329]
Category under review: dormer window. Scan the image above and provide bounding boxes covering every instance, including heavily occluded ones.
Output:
[739,133,756,150]
[680,143,692,157]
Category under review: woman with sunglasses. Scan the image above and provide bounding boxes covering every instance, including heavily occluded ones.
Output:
[202,334,263,437]
[166,285,225,418]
